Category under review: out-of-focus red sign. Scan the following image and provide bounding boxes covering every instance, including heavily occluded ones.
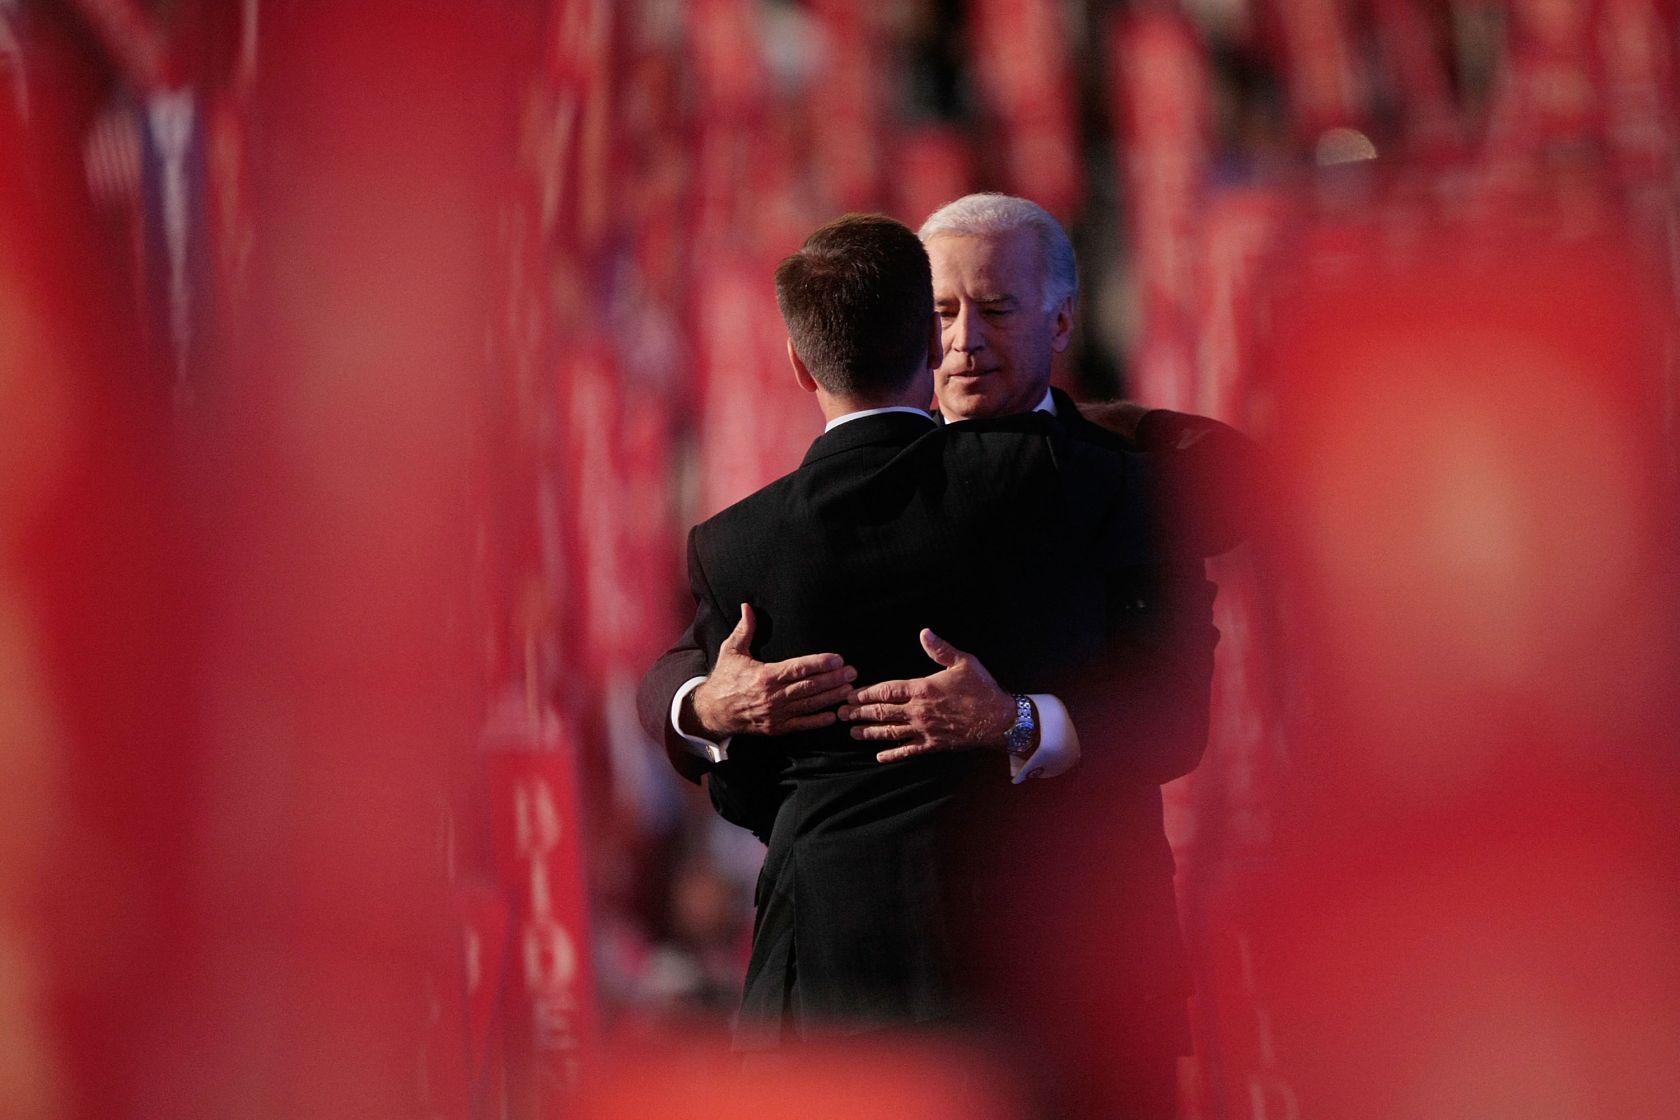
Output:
[1111,11,1210,411]
[487,742,599,1117]
[1235,228,1680,1120]
[970,0,1081,220]
[1272,0,1362,139]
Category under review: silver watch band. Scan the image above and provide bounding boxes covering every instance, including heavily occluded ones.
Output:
[1004,693,1036,757]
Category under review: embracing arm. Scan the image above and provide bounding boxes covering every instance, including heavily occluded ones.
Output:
[838,413,1223,787]
[636,604,856,782]
[1077,401,1266,558]
[637,530,857,784]
[842,567,1216,787]
[635,620,717,786]
[637,532,854,841]
[840,629,1082,784]
[1039,420,1219,785]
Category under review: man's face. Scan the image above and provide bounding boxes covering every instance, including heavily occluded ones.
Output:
[926,227,1072,420]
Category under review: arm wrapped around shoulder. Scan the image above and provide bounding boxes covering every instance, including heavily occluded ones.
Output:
[1078,400,1267,558]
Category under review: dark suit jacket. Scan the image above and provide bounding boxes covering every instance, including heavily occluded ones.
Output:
[941,390,1222,1058]
[636,409,1162,1045]
[641,400,1254,792]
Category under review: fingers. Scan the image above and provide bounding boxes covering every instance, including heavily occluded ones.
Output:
[719,604,756,656]
[766,652,848,687]
[848,722,915,743]
[876,741,933,763]
[846,679,913,706]
[919,628,964,668]
[836,701,908,724]
[779,710,840,734]
[784,680,855,716]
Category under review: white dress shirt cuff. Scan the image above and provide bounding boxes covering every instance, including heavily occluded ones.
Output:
[672,676,732,764]
[1010,693,1078,784]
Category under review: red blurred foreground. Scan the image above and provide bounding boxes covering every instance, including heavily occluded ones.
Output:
[1224,231,1680,1120]
[3,3,1679,1120]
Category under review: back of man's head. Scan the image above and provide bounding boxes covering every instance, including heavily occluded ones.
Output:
[775,213,933,399]
[917,193,1078,313]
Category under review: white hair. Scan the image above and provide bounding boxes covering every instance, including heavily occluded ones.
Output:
[917,192,1078,313]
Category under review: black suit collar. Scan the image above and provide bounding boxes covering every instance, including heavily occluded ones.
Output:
[1047,386,1082,427]
[801,410,938,467]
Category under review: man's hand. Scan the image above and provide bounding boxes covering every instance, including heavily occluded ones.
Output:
[685,604,856,738]
[1075,398,1150,443]
[839,629,1015,763]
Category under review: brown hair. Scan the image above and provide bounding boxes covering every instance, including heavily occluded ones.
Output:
[774,213,933,398]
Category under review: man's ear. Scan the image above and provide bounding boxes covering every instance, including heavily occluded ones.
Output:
[926,311,942,369]
[787,337,818,394]
[1050,295,1075,354]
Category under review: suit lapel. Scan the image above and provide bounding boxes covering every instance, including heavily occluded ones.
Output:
[1048,386,1096,439]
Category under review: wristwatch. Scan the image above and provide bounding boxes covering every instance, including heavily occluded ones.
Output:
[1003,693,1037,758]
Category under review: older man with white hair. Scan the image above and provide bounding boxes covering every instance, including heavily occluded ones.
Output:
[836,193,1245,1120]
[845,192,1241,772]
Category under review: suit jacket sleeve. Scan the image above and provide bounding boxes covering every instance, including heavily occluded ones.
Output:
[635,617,711,786]
[1054,441,1219,787]
[1066,556,1217,787]
[634,527,784,841]
[1133,407,1266,558]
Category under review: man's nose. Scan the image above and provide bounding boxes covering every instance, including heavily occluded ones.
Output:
[950,304,985,352]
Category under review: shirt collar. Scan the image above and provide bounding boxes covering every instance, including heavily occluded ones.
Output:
[824,405,936,433]
[936,388,1058,424]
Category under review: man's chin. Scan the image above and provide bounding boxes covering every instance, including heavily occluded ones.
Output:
[937,376,1050,421]
[936,387,1002,421]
